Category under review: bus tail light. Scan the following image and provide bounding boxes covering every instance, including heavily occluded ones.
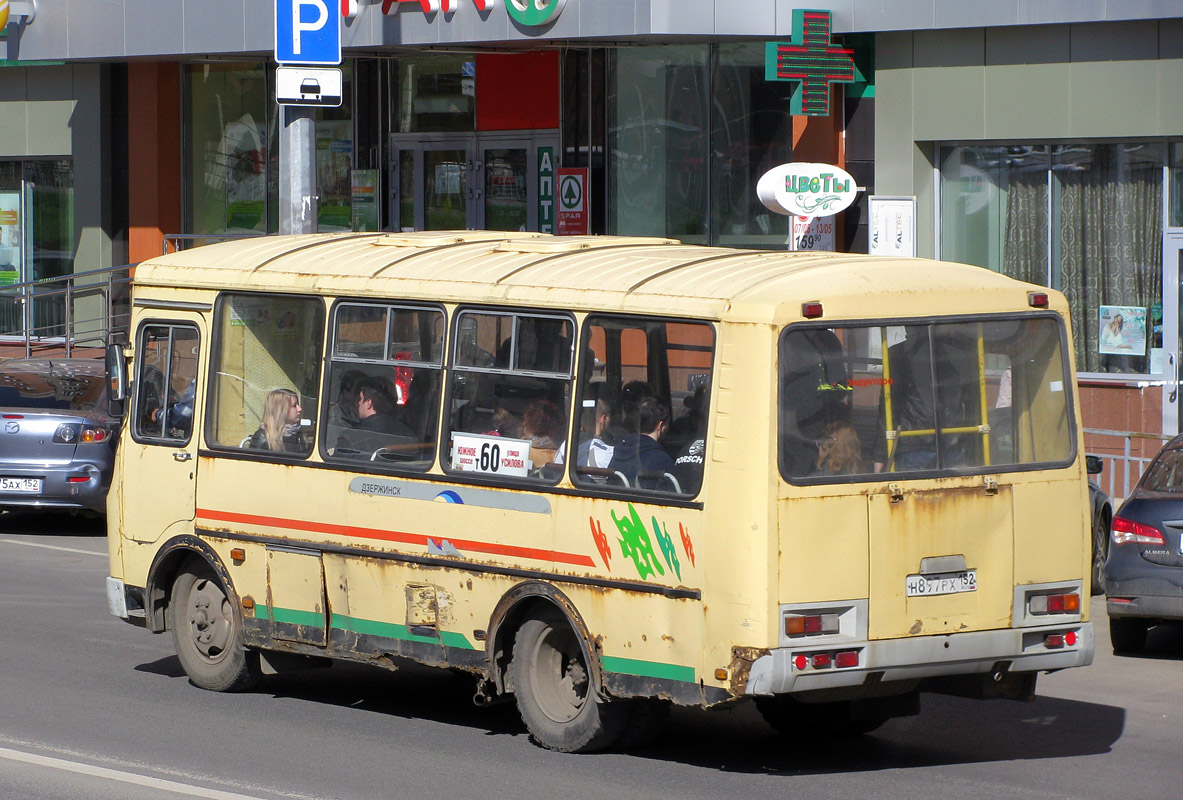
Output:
[785,613,840,637]
[1112,516,1164,545]
[834,650,859,668]
[1028,291,1049,308]
[801,301,824,319]
[793,649,861,671]
[1045,634,1065,649]
[1029,592,1080,614]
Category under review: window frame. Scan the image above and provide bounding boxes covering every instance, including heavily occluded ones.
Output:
[778,312,1079,486]
[130,321,201,448]
[440,306,577,486]
[319,298,447,471]
[569,311,716,501]
[204,291,327,460]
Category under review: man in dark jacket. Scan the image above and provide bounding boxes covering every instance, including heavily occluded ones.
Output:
[608,396,676,489]
[336,376,414,455]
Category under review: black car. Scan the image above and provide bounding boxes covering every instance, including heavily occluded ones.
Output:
[1103,435,1183,653]
[1087,454,1113,595]
[0,358,118,515]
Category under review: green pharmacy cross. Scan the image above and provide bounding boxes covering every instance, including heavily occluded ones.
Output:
[765,9,856,117]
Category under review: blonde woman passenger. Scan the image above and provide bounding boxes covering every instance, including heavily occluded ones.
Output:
[248,388,309,453]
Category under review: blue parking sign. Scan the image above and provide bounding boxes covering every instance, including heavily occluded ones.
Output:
[275,0,341,66]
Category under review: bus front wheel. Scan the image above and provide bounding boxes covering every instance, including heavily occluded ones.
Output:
[511,610,627,752]
[169,563,260,692]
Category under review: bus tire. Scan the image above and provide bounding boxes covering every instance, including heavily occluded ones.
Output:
[511,610,627,753]
[756,696,886,737]
[169,563,260,692]
[1109,616,1148,654]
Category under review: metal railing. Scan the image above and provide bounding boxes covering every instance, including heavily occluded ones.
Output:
[0,264,133,358]
[1084,427,1173,502]
[163,233,264,254]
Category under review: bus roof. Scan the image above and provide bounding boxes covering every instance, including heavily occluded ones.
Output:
[135,232,1063,323]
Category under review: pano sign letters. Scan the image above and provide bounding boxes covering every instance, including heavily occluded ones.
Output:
[382,0,565,25]
[756,162,857,217]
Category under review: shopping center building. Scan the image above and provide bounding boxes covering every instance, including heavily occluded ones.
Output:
[3,1,1183,460]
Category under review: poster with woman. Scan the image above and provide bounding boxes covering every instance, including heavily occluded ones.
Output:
[1098,305,1147,356]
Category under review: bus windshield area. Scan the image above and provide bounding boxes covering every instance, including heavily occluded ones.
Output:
[779,316,1074,481]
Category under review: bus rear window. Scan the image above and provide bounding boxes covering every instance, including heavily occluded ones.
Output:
[779,316,1073,481]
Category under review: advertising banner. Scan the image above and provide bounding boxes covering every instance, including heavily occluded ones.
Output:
[556,168,589,235]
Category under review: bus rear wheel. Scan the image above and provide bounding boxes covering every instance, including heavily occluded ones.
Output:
[511,610,627,752]
[169,563,260,692]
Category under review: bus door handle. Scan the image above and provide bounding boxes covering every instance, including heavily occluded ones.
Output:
[173,452,193,462]
[887,483,904,503]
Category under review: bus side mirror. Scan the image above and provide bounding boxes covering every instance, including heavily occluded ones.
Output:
[106,342,128,409]
[1085,454,1103,475]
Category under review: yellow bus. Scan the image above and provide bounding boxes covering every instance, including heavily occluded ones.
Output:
[104,231,1093,752]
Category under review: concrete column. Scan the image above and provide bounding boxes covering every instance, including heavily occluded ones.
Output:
[279,106,318,235]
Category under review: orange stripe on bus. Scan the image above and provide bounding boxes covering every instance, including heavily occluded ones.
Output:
[196,508,597,567]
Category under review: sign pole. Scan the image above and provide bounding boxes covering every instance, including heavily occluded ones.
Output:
[279,105,318,235]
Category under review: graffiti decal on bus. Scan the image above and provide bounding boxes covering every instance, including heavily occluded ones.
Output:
[591,505,694,581]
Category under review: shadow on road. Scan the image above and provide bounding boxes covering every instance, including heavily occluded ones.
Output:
[0,509,104,537]
[1112,621,1183,662]
[136,649,1126,773]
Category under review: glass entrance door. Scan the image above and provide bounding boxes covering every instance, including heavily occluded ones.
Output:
[389,134,557,233]
[1165,232,1183,433]
[480,142,529,231]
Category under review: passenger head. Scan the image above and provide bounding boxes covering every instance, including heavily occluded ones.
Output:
[356,376,398,419]
[523,398,564,444]
[636,396,670,439]
[816,421,864,476]
[621,381,655,431]
[338,369,366,403]
[263,388,300,451]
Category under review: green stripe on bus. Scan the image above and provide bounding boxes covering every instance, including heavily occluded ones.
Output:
[332,612,475,650]
[251,605,475,650]
[601,655,695,684]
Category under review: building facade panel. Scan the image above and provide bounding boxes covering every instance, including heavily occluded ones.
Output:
[124,0,185,57]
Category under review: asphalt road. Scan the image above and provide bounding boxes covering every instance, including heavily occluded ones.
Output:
[0,511,1179,800]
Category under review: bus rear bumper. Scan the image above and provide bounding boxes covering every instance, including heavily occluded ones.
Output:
[745,622,1094,696]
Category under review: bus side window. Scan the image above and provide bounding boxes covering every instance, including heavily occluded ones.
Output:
[322,302,444,468]
[133,324,200,444]
[572,316,715,497]
[445,311,573,483]
[206,293,325,456]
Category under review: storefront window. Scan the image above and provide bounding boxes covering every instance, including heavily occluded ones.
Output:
[608,46,709,243]
[710,43,792,248]
[0,160,74,336]
[395,55,475,134]
[941,143,1164,375]
[1171,143,1183,228]
[184,64,271,235]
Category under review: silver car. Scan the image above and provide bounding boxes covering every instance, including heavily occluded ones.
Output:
[0,358,117,515]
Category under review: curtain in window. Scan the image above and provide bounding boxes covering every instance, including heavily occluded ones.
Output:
[1001,166,1048,287]
[1056,144,1163,373]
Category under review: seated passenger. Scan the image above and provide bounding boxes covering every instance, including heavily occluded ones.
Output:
[813,421,865,476]
[556,392,618,469]
[336,376,414,455]
[521,398,564,451]
[608,397,676,487]
[248,388,309,453]
[327,369,365,431]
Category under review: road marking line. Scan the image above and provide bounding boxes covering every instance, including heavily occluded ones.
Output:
[0,538,105,556]
[0,745,270,800]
